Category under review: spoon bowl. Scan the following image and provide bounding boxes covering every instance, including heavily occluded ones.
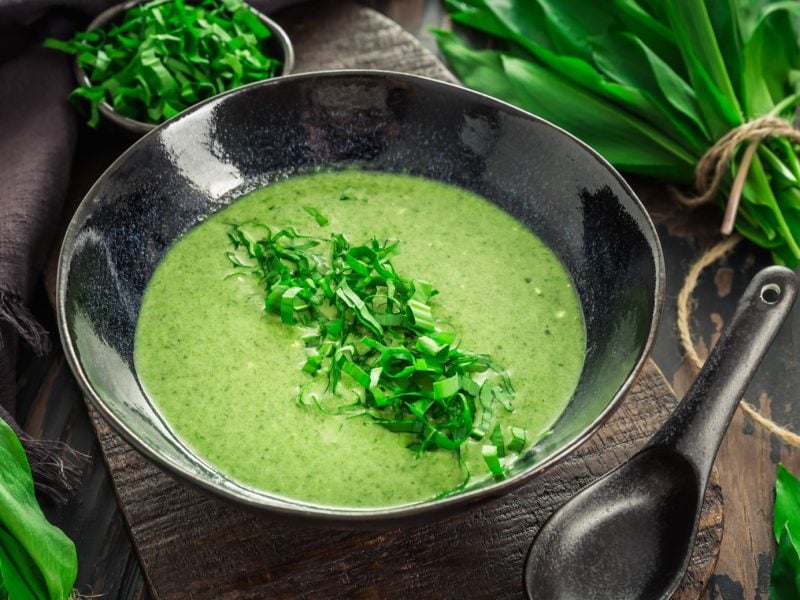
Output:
[526,448,699,599]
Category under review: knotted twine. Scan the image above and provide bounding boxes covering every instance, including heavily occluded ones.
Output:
[675,116,800,234]
[675,114,800,447]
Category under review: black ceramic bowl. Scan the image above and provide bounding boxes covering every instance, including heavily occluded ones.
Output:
[57,71,664,526]
[74,0,294,135]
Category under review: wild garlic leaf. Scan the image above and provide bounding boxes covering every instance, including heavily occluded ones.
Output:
[472,0,559,52]
[705,0,744,96]
[771,526,800,599]
[661,1,744,137]
[508,32,666,126]
[775,464,800,543]
[631,35,712,142]
[527,0,616,61]
[589,32,709,153]
[662,0,741,115]
[434,30,520,105]
[501,54,696,179]
[447,3,517,42]
[770,465,800,599]
[743,7,800,117]
[607,0,683,76]
[0,419,77,600]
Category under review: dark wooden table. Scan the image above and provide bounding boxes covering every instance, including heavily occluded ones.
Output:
[15,2,800,599]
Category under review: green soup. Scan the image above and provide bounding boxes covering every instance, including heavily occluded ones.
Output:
[135,171,585,507]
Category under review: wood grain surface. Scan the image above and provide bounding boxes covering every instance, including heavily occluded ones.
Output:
[67,3,723,598]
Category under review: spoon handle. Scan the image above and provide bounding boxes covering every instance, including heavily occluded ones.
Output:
[647,266,798,482]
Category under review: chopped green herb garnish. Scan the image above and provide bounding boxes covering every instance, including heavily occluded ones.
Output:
[339,187,368,202]
[226,222,526,480]
[303,206,330,227]
[508,426,528,453]
[44,0,282,127]
[482,445,505,478]
[490,425,506,458]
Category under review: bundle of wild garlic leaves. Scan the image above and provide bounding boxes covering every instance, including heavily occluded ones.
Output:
[436,0,800,266]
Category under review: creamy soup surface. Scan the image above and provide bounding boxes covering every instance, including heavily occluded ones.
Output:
[135,171,585,507]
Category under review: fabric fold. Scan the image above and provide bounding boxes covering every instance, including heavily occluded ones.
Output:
[0,9,86,503]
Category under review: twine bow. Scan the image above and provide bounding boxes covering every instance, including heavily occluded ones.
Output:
[674,115,800,234]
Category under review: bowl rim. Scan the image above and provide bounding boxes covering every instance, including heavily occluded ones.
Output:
[73,0,296,135]
[56,69,666,524]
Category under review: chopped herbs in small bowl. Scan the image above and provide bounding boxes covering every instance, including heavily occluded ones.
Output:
[45,0,294,135]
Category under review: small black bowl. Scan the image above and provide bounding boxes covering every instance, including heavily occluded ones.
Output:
[57,70,664,526]
[74,0,294,135]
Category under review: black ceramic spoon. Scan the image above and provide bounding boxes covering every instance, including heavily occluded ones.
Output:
[524,266,798,600]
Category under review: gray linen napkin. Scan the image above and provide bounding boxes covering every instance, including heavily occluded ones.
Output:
[0,4,108,502]
[0,0,294,502]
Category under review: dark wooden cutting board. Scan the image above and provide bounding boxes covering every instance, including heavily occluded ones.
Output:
[86,361,722,600]
[79,3,724,598]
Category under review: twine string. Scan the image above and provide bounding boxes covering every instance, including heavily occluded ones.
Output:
[674,115,800,210]
[677,236,800,447]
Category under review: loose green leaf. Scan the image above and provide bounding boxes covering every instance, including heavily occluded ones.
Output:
[0,418,77,600]
[775,464,800,544]
[772,526,800,599]
[303,206,330,227]
[482,445,505,477]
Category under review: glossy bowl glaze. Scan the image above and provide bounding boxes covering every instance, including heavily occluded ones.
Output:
[74,0,294,136]
[57,71,664,526]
